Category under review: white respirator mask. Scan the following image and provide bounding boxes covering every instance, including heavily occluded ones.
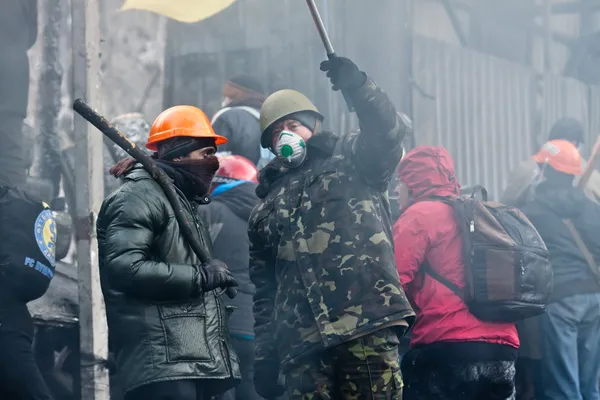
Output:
[275,130,307,168]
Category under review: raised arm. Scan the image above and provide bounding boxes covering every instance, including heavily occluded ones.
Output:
[321,57,412,190]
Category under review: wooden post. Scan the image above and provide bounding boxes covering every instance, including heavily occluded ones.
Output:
[71,0,110,398]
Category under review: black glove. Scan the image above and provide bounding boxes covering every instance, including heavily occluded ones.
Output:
[320,57,367,92]
[197,259,238,293]
[254,360,285,400]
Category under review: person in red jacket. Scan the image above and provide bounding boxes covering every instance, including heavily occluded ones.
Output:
[393,146,520,400]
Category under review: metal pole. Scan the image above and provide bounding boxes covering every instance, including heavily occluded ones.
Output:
[35,0,63,197]
[543,0,553,72]
[305,0,355,112]
[306,0,335,55]
[71,0,109,398]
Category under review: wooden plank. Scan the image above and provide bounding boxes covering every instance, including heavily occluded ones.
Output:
[71,0,110,398]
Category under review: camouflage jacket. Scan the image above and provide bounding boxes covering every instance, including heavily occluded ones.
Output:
[248,77,416,370]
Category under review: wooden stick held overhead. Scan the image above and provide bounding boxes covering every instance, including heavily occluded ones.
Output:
[577,136,600,189]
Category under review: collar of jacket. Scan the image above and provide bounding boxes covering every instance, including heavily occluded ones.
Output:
[255,131,338,199]
[125,165,211,204]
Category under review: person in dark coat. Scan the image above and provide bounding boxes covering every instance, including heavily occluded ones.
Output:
[249,56,415,399]
[211,75,274,168]
[97,105,241,400]
[0,0,37,187]
[521,139,600,400]
[197,154,264,400]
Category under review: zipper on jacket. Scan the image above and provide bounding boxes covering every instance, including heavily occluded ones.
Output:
[174,188,234,375]
[472,244,548,258]
[214,292,234,378]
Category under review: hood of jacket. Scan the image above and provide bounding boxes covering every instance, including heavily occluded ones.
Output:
[212,181,259,221]
[396,146,461,201]
[534,182,587,219]
[255,131,339,199]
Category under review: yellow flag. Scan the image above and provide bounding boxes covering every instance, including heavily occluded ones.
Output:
[120,0,237,23]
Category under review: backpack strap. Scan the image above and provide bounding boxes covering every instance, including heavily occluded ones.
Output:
[234,106,261,119]
[211,106,261,125]
[210,107,232,124]
[422,262,465,299]
[469,185,488,201]
[563,219,600,280]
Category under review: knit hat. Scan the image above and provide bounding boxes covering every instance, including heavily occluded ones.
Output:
[224,75,266,104]
[226,75,265,95]
[157,137,217,160]
[548,117,585,145]
[286,111,320,134]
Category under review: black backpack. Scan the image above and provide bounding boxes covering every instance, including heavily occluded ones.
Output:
[425,186,553,322]
[0,186,56,302]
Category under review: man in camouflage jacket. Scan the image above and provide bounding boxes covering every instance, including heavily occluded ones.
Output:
[249,56,415,400]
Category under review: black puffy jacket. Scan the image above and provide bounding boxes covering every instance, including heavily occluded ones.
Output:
[97,165,240,395]
[196,181,259,339]
[522,183,600,301]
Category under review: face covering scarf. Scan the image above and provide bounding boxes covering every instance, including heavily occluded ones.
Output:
[154,157,220,199]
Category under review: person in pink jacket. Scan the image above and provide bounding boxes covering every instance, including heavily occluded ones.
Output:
[393,146,520,400]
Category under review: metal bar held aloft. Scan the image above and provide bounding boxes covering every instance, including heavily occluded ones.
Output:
[305,0,355,112]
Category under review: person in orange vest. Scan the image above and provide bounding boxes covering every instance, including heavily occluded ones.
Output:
[98,106,241,400]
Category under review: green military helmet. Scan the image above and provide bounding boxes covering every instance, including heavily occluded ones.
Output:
[260,89,324,148]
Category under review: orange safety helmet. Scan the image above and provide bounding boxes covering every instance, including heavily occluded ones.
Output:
[532,139,582,176]
[214,154,259,184]
[146,105,228,151]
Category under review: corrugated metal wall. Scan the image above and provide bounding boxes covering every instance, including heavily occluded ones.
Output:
[164,3,600,198]
[163,0,412,134]
[412,35,536,199]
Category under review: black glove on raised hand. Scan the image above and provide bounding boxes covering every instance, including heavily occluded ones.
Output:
[196,259,238,294]
[254,360,285,400]
[320,57,367,92]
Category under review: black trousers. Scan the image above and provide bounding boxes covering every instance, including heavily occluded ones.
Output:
[0,300,52,400]
[401,345,516,400]
[220,337,264,400]
[125,380,208,400]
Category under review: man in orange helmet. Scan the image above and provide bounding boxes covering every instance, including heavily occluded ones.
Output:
[97,105,241,400]
[522,139,600,400]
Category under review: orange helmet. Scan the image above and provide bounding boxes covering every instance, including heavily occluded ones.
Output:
[146,105,228,151]
[214,154,259,184]
[532,139,582,176]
